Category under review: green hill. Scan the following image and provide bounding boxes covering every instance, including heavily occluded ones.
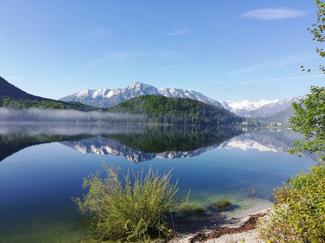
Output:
[0,96,97,111]
[108,95,243,125]
[0,76,97,111]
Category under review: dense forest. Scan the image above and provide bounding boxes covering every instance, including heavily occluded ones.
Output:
[0,96,97,111]
[108,95,244,125]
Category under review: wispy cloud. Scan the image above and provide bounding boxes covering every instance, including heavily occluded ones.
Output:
[231,54,319,74]
[240,7,306,20]
[95,48,175,65]
[4,75,24,81]
[95,52,130,65]
[231,64,266,74]
[168,29,189,36]
[161,65,173,71]
[94,28,111,37]
[203,74,324,86]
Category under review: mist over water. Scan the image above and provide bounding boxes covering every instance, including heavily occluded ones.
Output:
[0,122,147,136]
[0,108,145,122]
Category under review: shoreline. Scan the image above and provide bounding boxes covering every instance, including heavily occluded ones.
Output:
[170,208,270,243]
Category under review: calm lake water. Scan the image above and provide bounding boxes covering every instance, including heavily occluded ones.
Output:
[0,123,314,242]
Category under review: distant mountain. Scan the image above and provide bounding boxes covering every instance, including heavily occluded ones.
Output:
[0,76,299,124]
[61,82,223,108]
[223,99,279,115]
[223,98,299,124]
[0,76,43,100]
[107,95,243,125]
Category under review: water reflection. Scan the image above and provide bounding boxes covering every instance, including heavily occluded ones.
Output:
[0,123,240,162]
[0,123,311,163]
[62,127,240,162]
[0,123,315,242]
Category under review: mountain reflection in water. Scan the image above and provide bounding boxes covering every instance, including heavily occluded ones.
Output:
[0,123,312,163]
[61,127,240,162]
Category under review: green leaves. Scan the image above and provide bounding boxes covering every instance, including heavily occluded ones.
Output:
[289,86,325,162]
[309,0,325,73]
[258,166,325,242]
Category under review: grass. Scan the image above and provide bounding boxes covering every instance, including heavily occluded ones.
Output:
[74,167,178,242]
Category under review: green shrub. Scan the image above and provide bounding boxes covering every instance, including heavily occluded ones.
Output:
[75,167,178,241]
[258,166,325,242]
[174,190,205,217]
[177,201,205,217]
[213,199,232,211]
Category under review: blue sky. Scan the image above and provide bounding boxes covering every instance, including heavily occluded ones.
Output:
[0,0,324,101]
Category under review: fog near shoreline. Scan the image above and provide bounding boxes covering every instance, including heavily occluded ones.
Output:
[0,122,147,136]
[0,108,145,122]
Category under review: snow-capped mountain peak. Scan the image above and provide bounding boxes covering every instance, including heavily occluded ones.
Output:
[76,89,91,97]
[222,98,297,119]
[61,81,297,123]
[127,81,152,90]
[224,99,279,112]
[61,82,222,108]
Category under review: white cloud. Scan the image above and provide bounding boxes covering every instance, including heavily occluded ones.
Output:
[95,52,130,65]
[168,29,189,36]
[161,65,173,71]
[240,8,306,20]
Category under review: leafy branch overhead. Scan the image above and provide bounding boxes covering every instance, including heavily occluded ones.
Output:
[306,0,325,73]
[289,86,325,161]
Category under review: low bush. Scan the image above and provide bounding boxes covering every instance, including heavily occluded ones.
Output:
[213,199,232,211]
[177,201,205,217]
[258,165,325,242]
[75,167,178,241]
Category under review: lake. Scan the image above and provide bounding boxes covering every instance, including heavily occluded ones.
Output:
[0,123,314,242]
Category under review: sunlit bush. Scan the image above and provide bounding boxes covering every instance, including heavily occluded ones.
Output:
[258,166,325,242]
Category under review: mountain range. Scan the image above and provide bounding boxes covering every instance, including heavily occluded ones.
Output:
[61,82,223,108]
[0,77,239,125]
[0,76,297,124]
[62,82,297,123]
[223,98,297,119]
